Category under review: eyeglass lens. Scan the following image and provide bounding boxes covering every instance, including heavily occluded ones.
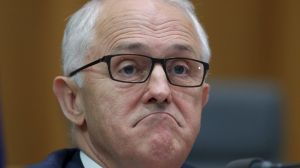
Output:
[109,54,205,86]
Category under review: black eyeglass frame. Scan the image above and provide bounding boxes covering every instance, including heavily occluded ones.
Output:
[69,54,209,87]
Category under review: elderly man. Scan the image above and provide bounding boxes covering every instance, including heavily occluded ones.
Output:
[30,0,210,167]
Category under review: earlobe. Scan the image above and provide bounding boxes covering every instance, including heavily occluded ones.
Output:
[53,76,85,126]
[201,83,210,107]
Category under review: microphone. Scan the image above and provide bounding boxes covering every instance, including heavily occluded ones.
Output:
[226,158,300,168]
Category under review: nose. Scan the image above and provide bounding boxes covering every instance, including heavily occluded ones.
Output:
[142,64,172,104]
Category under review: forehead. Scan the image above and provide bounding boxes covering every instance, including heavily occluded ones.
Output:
[100,0,189,20]
[93,0,201,57]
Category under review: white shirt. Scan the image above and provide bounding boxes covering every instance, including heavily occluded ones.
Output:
[80,151,103,168]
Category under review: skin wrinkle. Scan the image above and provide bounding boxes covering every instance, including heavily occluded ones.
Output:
[137,75,195,132]
[85,78,162,133]
[61,0,210,167]
[109,37,199,59]
[109,43,197,61]
[107,34,193,55]
[134,105,178,130]
[99,15,195,34]
[98,10,191,29]
[82,79,125,167]
[94,9,200,58]
[103,25,195,41]
[113,83,178,131]
[100,27,197,56]
[82,64,197,167]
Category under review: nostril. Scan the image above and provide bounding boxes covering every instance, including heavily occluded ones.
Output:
[148,97,169,104]
[148,98,157,103]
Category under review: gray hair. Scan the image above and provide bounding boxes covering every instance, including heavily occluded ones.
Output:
[62,0,211,85]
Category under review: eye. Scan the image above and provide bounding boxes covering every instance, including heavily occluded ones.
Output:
[168,61,190,76]
[173,65,187,75]
[117,61,137,77]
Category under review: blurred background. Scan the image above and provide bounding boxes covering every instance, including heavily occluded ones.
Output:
[0,0,299,167]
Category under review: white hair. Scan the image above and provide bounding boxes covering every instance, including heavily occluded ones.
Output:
[62,0,101,85]
[62,0,211,85]
[163,0,211,62]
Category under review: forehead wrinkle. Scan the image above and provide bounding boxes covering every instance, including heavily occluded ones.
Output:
[99,22,198,53]
[97,8,196,38]
[95,5,200,56]
[103,24,195,43]
[99,16,194,39]
[99,7,188,26]
[105,31,197,55]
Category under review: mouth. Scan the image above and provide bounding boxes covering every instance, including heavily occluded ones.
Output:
[133,112,182,128]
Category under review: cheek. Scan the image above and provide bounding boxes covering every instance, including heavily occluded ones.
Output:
[81,79,118,127]
[83,80,145,128]
[82,85,129,150]
[172,88,203,126]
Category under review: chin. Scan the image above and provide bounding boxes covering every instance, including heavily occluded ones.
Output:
[117,131,191,168]
[137,136,189,167]
[138,151,186,168]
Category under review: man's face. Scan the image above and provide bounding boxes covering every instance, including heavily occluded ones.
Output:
[78,0,209,167]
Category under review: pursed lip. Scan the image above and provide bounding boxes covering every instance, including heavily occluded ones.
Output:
[133,112,182,128]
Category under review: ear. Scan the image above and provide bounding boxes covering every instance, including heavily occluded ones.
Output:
[53,76,85,126]
[201,83,210,107]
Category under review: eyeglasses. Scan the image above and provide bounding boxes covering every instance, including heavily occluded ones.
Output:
[69,54,209,87]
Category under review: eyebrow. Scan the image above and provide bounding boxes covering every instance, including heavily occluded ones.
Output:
[111,42,197,56]
[112,42,150,53]
[168,44,196,54]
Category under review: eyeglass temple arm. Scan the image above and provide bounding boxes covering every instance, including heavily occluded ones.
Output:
[69,58,103,77]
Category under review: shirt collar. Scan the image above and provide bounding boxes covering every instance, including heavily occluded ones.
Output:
[80,151,103,168]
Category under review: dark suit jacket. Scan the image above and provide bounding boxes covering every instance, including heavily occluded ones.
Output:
[28,148,83,168]
[27,148,195,168]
